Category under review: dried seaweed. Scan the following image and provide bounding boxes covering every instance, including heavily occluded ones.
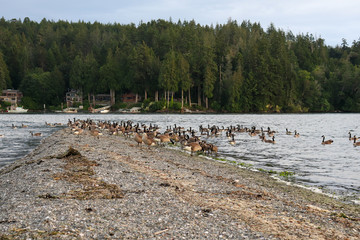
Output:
[52,147,124,200]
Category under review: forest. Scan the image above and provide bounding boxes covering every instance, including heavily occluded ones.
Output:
[0,17,359,112]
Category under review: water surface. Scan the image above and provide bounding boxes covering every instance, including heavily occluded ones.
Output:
[0,113,359,202]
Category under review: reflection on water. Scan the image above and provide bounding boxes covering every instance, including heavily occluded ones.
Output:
[0,113,359,200]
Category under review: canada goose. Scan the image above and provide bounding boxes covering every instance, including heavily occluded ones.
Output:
[259,133,266,140]
[30,131,42,137]
[73,128,83,135]
[353,136,360,146]
[226,131,232,140]
[294,130,300,138]
[142,133,156,146]
[11,124,17,129]
[321,135,333,145]
[170,133,180,142]
[90,129,102,139]
[156,133,171,146]
[182,144,192,152]
[187,142,202,156]
[200,141,211,154]
[21,123,28,128]
[210,143,218,156]
[348,132,358,141]
[267,131,274,137]
[229,134,236,145]
[286,128,292,135]
[134,132,143,146]
[264,136,276,144]
[249,129,257,137]
[251,126,261,134]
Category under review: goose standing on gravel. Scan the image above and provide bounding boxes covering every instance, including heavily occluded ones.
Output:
[155,133,171,146]
[187,142,203,156]
[209,143,218,156]
[142,133,156,146]
[134,132,143,146]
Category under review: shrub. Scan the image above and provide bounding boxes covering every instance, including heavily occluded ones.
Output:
[112,102,128,110]
[142,98,152,108]
[21,96,42,110]
[149,101,165,112]
[169,101,182,111]
[210,101,222,111]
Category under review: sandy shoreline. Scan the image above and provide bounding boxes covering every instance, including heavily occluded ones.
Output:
[0,127,359,239]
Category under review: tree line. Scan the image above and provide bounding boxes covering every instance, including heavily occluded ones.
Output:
[0,17,359,112]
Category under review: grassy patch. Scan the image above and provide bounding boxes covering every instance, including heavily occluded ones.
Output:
[237,162,253,168]
[214,157,227,162]
[213,157,253,168]
[278,171,295,179]
[258,168,277,174]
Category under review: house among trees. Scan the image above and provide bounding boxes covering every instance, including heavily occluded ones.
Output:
[95,94,111,105]
[0,89,23,105]
[121,93,141,103]
[66,89,82,107]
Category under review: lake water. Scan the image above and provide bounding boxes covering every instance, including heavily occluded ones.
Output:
[0,113,359,203]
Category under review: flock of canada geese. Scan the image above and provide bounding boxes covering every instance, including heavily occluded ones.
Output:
[0,122,63,138]
[3,118,359,154]
[64,118,360,157]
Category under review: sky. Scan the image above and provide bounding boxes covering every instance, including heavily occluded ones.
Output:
[1,0,359,46]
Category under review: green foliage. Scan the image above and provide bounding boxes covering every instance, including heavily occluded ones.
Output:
[0,100,11,111]
[129,102,142,108]
[0,18,359,111]
[210,101,222,111]
[258,168,277,174]
[279,171,295,178]
[20,68,64,107]
[21,96,41,110]
[142,98,152,108]
[112,102,128,110]
[149,100,165,112]
[169,101,182,111]
[0,51,11,90]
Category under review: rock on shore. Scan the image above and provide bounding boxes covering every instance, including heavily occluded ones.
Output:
[0,128,359,239]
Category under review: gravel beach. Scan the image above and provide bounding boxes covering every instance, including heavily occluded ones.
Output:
[0,126,359,239]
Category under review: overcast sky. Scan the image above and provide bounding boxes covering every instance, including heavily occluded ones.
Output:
[1,0,359,46]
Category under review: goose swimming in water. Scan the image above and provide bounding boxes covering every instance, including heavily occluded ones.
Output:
[348,132,358,141]
[294,130,300,138]
[30,131,42,137]
[229,134,236,145]
[353,136,360,147]
[321,135,333,145]
[263,136,276,144]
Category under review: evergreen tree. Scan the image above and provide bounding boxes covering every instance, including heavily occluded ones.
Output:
[0,51,11,89]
